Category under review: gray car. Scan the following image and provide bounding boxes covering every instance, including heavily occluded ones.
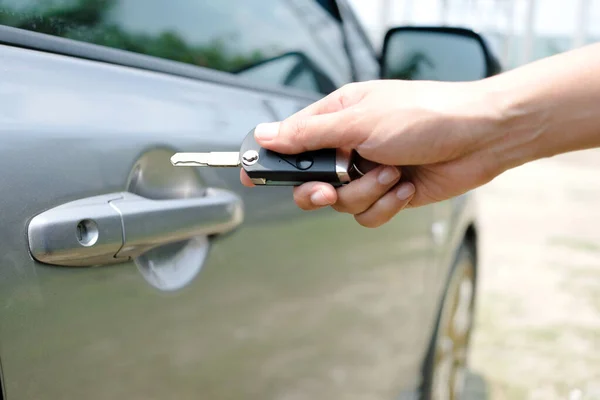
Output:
[0,1,500,399]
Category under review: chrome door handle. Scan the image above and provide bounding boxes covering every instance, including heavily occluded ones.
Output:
[27,188,243,267]
[109,189,243,259]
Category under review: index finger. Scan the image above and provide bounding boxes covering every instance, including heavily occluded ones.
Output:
[288,89,347,121]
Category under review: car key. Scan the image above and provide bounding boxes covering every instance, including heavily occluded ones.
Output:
[170,128,373,186]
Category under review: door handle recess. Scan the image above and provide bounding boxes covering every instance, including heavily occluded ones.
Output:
[27,188,243,267]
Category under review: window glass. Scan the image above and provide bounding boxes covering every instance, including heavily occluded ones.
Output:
[336,0,381,81]
[342,23,381,81]
[236,53,337,94]
[238,57,318,92]
[0,0,352,94]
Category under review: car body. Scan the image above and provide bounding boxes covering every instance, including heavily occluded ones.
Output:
[0,1,499,399]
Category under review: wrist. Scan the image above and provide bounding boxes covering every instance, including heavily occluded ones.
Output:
[471,74,550,176]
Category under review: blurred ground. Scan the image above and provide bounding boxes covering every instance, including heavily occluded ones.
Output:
[465,149,600,400]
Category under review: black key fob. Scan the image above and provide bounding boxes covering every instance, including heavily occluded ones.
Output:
[240,129,368,186]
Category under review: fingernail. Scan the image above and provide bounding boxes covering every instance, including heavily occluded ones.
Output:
[311,190,332,206]
[378,166,400,185]
[255,122,280,141]
[397,183,415,200]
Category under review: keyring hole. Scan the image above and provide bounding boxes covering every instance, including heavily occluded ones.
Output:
[76,219,99,247]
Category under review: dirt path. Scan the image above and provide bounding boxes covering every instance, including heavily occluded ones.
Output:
[465,149,600,399]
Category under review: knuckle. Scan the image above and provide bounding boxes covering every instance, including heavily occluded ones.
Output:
[331,203,352,214]
[338,83,355,95]
[278,118,308,146]
[330,203,345,213]
[295,201,312,211]
[293,195,313,211]
[337,83,358,108]
[332,199,364,215]
[290,118,309,141]
[297,203,313,211]
[340,107,367,146]
[354,215,380,228]
[354,217,379,229]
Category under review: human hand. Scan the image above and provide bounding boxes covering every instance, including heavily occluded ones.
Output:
[240,79,503,227]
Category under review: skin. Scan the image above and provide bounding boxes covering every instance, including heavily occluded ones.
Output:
[240,43,600,228]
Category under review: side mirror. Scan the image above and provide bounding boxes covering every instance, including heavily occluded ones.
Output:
[380,27,501,81]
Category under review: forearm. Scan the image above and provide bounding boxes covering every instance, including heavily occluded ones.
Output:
[479,43,600,173]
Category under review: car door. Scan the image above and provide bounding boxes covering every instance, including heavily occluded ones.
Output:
[0,1,436,399]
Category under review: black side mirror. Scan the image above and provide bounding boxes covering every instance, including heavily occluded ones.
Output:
[380,27,501,81]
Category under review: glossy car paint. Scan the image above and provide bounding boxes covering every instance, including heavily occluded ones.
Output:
[0,8,480,400]
[0,44,463,399]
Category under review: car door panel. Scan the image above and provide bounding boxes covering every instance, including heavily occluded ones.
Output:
[0,39,434,400]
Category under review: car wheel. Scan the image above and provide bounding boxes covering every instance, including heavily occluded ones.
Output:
[421,241,477,400]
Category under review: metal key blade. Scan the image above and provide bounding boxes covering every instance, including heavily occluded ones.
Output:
[171,152,241,167]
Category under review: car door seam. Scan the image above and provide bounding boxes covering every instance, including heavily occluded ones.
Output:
[108,197,127,258]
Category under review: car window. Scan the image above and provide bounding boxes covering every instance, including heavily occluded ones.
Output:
[235,52,337,94]
[0,0,353,94]
[336,0,381,81]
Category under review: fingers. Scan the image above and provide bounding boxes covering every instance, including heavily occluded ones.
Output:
[242,165,415,227]
[354,182,415,228]
[240,169,255,187]
[289,165,413,228]
[331,165,401,214]
[292,182,337,210]
[240,171,339,211]
[287,81,367,121]
[252,80,370,155]
[254,110,364,154]
[286,88,347,120]
[289,165,399,212]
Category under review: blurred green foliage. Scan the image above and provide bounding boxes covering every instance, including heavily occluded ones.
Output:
[0,0,265,72]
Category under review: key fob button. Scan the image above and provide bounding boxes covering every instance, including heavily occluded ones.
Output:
[295,156,313,170]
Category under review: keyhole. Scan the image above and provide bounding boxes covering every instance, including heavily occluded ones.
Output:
[76,219,99,247]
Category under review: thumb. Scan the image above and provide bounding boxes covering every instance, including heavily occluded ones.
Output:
[254,109,364,154]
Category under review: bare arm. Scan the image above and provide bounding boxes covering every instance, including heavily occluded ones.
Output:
[241,43,600,227]
[481,42,600,173]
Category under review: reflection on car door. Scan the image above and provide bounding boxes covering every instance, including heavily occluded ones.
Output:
[0,3,437,400]
[0,49,431,400]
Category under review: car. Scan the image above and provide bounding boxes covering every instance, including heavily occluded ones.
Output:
[0,1,501,399]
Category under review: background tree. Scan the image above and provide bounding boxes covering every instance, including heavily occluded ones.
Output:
[0,0,264,72]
